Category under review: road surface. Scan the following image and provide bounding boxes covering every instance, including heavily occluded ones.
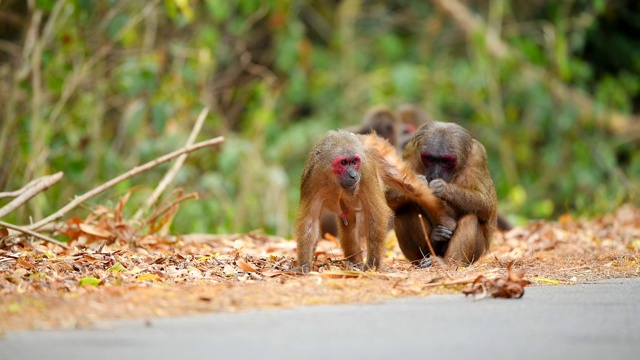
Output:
[2,278,639,359]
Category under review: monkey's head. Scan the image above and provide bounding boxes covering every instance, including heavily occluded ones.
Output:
[409,122,473,183]
[332,153,361,192]
[314,130,365,193]
[358,106,399,145]
[396,104,433,151]
[397,104,432,135]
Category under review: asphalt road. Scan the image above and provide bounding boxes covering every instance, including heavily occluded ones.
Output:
[2,278,639,360]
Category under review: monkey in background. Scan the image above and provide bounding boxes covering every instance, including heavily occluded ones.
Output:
[397,104,432,133]
[349,106,402,148]
[295,130,454,272]
[393,120,498,267]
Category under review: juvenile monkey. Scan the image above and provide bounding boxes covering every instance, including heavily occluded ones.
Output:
[295,130,454,272]
[393,121,498,266]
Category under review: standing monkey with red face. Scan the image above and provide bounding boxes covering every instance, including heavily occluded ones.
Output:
[295,130,455,272]
[393,121,498,267]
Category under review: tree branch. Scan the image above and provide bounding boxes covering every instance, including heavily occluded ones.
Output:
[133,107,209,221]
[26,136,225,231]
[0,220,70,249]
[0,172,63,218]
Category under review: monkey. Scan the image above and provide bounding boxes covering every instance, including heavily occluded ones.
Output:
[350,106,402,148]
[396,104,433,151]
[295,130,455,272]
[396,104,432,135]
[320,106,407,239]
[396,104,513,232]
[391,121,498,267]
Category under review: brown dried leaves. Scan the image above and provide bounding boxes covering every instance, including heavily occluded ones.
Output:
[463,261,531,299]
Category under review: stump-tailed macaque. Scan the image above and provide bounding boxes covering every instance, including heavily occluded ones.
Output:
[295,130,455,272]
[397,104,432,134]
[396,104,433,151]
[350,106,401,147]
[320,106,407,239]
[393,121,498,267]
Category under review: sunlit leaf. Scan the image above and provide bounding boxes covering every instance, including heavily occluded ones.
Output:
[108,263,127,273]
[79,277,101,286]
[135,273,162,282]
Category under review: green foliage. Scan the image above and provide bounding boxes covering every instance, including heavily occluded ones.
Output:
[0,1,638,236]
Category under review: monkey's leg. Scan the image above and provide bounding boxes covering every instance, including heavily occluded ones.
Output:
[294,200,323,273]
[364,210,390,271]
[337,210,363,266]
[444,214,481,265]
[394,205,435,263]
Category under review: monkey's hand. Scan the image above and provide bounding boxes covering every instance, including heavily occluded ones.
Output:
[418,255,446,268]
[430,224,453,242]
[428,179,446,198]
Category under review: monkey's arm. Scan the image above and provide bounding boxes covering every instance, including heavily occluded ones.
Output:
[360,134,456,236]
[432,141,496,222]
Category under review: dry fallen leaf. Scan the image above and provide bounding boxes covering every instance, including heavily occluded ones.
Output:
[236,259,258,273]
[462,261,531,299]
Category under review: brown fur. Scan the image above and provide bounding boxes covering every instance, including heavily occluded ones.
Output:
[394,121,498,266]
[351,106,401,147]
[295,130,454,272]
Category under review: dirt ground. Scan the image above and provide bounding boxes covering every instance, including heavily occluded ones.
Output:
[1,205,638,332]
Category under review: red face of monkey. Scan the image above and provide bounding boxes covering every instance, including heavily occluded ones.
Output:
[331,154,361,192]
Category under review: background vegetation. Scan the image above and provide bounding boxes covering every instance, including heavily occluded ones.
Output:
[1,0,638,237]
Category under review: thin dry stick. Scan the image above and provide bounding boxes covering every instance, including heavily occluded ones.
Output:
[26,136,225,231]
[0,172,62,199]
[421,276,480,289]
[0,172,64,218]
[0,220,70,249]
[133,107,209,221]
[144,192,199,228]
[0,178,42,198]
[418,214,438,258]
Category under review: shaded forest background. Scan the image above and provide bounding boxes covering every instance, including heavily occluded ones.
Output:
[0,0,638,237]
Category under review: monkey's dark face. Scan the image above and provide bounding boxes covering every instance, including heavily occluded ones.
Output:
[410,122,471,183]
[332,155,361,192]
[420,150,457,182]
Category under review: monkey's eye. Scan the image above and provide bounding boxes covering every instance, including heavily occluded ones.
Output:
[351,158,359,165]
[340,159,348,166]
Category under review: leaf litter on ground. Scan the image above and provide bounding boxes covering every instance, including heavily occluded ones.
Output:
[0,203,639,332]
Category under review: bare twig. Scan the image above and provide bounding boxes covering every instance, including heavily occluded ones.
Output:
[0,174,57,198]
[26,136,225,231]
[133,107,209,221]
[144,192,199,229]
[0,220,70,249]
[421,276,480,289]
[429,0,640,137]
[0,172,63,218]
[418,214,438,258]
